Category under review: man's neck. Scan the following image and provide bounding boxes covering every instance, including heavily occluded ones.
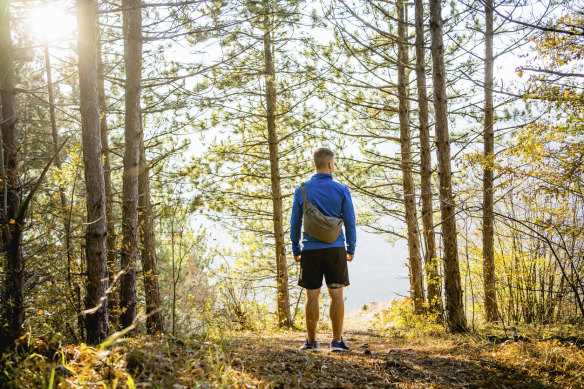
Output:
[315,170,332,175]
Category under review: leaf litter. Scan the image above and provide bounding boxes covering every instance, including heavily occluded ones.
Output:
[4,326,584,387]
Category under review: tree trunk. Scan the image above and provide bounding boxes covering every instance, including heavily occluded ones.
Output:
[0,1,24,349]
[428,0,467,332]
[482,0,498,323]
[415,0,442,315]
[76,0,109,343]
[44,42,75,308]
[97,35,119,324]
[119,0,142,329]
[138,140,164,333]
[263,2,292,328]
[397,0,425,314]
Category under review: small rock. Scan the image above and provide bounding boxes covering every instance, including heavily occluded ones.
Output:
[364,350,372,355]
[54,365,73,377]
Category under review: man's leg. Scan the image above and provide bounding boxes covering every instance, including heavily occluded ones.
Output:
[328,287,344,341]
[306,288,321,342]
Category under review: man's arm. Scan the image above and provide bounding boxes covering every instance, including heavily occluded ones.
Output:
[342,186,356,257]
[290,186,303,258]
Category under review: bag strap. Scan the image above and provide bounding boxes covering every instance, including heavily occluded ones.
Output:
[301,182,307,203]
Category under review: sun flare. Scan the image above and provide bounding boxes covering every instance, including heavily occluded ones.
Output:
[29,5,77,42]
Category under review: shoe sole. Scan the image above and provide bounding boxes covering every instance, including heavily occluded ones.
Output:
[330,347,349,352]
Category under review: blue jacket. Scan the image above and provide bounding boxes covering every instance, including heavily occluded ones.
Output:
[290,173,356,256]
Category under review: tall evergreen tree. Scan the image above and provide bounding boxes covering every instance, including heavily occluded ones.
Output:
[0,0,23,349]
[76,0,110,343]
[397,0,425,313]
[119,0,142,330]
[429,0,467,332]
[261,0,291,327]
[414,0,442,314]
[192,0,330,327]
[97,36,119,325]
[482,0,498,323]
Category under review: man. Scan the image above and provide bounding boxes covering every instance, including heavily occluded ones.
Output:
[290,147,356,352]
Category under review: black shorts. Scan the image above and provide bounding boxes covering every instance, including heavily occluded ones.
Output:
[298,247,350,289]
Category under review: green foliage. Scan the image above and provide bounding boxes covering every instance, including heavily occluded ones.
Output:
[373,298,444,336]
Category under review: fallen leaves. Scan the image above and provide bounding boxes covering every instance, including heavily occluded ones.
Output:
[3,324,584,388]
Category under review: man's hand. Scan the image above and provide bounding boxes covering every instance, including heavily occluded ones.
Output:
[294,255,301,263]
[347,253,354,262]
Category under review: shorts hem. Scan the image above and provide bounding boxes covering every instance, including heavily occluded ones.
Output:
[298,281,323,290]
[326,282,349,289]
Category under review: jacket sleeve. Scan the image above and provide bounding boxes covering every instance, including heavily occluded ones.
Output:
[290,186,303,256]
[342,186,356,255]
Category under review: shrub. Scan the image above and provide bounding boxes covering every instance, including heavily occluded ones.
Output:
[373,297,444,336]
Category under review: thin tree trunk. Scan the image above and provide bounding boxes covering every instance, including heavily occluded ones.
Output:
[482,0,498,322]
[139,140,164,333]
[415,0,442,315]
[397,0,425,314]
[0,1,24,349]
[263,2,291,327]
[428,0,467,332]
[119,0,142,330]
[97,35,119,324]
[76,0,109,343]
[44,42,75,306]
[171,220,176,336]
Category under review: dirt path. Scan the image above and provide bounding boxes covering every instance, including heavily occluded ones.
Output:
[222,329,539,388]
[136,309,563,388]
[33,310,578,388]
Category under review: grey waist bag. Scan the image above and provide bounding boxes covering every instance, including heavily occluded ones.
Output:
[302,182,343,243]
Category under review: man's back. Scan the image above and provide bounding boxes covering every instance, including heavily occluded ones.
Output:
[290,173,356,257]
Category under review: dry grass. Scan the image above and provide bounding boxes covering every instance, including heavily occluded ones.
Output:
[2,315,584,388]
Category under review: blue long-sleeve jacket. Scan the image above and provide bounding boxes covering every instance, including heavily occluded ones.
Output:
[290,173,356,256]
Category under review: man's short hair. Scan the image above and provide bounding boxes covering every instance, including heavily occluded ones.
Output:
[313,147,334,169]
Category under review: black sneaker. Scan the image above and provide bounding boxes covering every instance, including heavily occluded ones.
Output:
[330,337,349,352]
[300,339,318,351]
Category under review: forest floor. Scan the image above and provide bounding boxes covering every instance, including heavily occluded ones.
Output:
[3,309,584,388]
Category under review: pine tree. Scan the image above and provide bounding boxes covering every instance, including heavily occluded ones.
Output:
[429,0,467,332]
[76,0,110,343]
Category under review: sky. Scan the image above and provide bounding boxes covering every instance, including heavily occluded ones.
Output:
[344,228,410,311]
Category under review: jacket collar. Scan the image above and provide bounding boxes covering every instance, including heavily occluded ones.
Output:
[311,173,333,180]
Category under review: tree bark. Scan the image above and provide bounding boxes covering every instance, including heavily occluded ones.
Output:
[397,0,425,314]
[263,1,292,328]
[119,0,142,329]
[76,0,109,343]
[428,0,467,332]
[0,0,24,349]
[97,34,118,325]
[138,140,164,333]
[415,0,442,315]
[482,0,498,322]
